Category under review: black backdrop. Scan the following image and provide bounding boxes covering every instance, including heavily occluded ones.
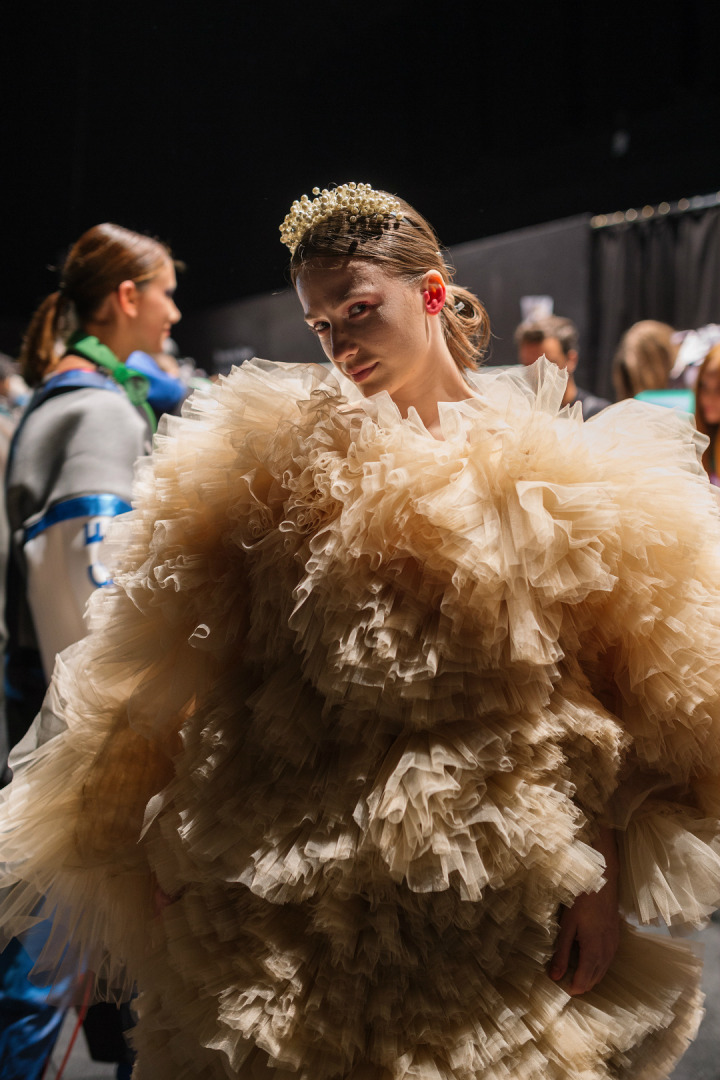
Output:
[588,205,720,399]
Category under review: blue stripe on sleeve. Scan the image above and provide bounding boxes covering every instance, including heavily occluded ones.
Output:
[23,495,133,544]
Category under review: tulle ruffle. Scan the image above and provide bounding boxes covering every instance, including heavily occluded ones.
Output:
[0,357,718,1078]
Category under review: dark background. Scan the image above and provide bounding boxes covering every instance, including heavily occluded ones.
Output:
[3,1,720,356]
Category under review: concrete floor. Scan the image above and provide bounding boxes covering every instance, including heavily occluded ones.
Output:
[47,1016,115,1079]
[666,915,720,1080]
[51,918,720,1079]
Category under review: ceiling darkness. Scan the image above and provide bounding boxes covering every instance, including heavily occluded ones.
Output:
[3,2,720,354]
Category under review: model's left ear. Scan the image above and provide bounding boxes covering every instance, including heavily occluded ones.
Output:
[116,279,140,318]
[422,271,446,316]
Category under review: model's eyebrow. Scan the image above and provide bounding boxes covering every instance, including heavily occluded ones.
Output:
[304,288,371,321]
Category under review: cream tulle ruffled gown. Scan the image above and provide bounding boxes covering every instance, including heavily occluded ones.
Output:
[1,358,719,1079]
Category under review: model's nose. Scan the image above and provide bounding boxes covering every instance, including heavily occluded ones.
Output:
[329,327,356,364]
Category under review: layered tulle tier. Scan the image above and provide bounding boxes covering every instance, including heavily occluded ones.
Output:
[0,358,719,1078]
[131,903,703,1080]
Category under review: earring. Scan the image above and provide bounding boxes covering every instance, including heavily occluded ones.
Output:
[423,283,446,316]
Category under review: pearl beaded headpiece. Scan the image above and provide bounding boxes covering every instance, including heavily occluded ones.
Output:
[279,182,404,255]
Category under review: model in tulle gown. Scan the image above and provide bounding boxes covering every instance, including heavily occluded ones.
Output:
[0,183,719,1079]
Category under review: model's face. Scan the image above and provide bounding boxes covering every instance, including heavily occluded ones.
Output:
[698,365,720,426]
[133,260,181,354]
[296,258,434,398]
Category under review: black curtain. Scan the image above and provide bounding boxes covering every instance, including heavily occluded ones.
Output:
[588,206,720,400]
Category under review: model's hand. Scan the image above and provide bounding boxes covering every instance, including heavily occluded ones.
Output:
[549,826,620,995]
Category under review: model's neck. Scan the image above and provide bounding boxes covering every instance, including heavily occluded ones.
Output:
[389,350,476,438]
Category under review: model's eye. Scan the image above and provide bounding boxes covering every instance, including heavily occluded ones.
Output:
[310,321,330,335]
[349,303,369,317]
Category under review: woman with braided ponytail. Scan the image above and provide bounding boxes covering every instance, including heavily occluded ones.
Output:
[0,185,718,1080]
[1,222,180,1080]
[6,223,180,739]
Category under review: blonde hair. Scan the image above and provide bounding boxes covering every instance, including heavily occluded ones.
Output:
[20,223,172,387]
[612,320,677,401]
[289,192,490,372]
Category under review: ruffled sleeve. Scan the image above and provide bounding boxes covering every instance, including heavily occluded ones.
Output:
[476,363,720,928]
[571,398,720,927]
[0,361,341,990]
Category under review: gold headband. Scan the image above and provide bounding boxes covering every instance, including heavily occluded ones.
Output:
[279,182,404,255]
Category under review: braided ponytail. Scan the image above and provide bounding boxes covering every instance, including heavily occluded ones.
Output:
[19,291,74,388]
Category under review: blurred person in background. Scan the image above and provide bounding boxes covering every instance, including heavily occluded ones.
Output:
[0,221,180,1080]
[0,353,28,420]
[612,320,678,401]
[666,323,720,390]
[0,355,22,789]
[515,314,610,417]
[694,343,720,486]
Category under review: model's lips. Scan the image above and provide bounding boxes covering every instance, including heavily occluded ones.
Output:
[346,362,378,383]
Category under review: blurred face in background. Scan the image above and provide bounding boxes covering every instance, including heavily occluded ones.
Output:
[697,362,720,426]
[518,340,545,366]
[519,335,577,374]
[132,260,181,355]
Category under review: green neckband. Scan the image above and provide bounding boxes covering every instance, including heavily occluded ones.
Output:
[65,331,157,432]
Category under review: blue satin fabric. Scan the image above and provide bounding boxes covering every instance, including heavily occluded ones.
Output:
[0,927,75,1080]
